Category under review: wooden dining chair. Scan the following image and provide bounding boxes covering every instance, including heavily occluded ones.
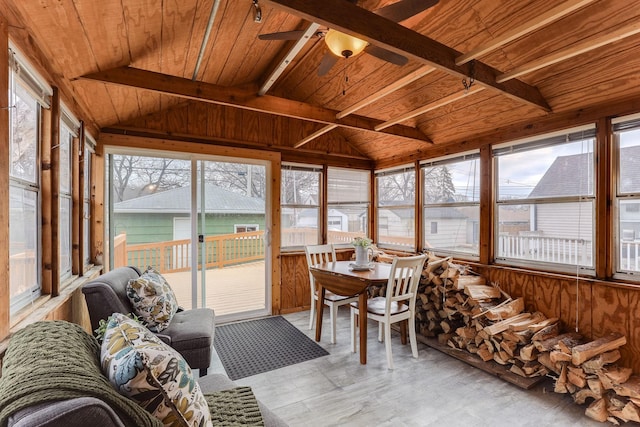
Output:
[305,244,358,344]
[350,254,427,369]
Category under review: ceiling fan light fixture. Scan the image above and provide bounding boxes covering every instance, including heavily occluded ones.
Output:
[324,29,368,58]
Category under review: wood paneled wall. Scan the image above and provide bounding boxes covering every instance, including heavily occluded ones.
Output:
[280,250,353,314]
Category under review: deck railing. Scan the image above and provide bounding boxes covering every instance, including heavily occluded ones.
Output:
[498,234,592,266]
[116,231,265,274]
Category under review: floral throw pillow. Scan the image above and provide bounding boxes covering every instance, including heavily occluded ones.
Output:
[126,267,179,333]
[101,313,212,427]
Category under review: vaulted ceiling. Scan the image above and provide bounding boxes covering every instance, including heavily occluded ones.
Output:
[4,0,640,165]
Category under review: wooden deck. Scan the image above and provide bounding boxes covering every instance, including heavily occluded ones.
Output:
[163,261,266,317]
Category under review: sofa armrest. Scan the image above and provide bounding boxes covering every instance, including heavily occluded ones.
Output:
[8,397,126,427]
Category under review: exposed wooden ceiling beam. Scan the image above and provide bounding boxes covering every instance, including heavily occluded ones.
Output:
[258,22,320,95]
[375,86,485,131]
[79,66,432,143]
[294,65,436,148]
[264,0,550,112]
[497,21,640,83]
[294,125,337,148]
[456,0,597,66]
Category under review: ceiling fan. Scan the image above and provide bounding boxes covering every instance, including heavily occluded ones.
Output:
[258,0,439,76]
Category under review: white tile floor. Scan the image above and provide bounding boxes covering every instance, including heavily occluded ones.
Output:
[209,309,615,427]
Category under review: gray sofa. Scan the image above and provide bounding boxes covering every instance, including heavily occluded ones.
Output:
[1,320,288,427]
[82,266,215,376]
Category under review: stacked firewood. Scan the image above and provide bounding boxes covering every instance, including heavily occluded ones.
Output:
[535,332,640,424]
[416,253,552,378]
[415,253,640,424]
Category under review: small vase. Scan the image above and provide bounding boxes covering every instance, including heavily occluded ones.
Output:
[354,245,373,266]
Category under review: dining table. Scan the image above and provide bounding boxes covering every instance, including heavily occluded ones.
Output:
[309,260,392,364]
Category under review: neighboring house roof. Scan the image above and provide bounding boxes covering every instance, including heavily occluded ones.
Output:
[114,184,265,214]
[528,146,640,198]
[528,152,594,198]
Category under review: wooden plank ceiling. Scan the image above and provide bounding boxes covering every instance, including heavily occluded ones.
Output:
[4,0,640,164]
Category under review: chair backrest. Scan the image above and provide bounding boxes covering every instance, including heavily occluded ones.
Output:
[81,266,142,331]
[304,244,337,293]
[385,254,427,311]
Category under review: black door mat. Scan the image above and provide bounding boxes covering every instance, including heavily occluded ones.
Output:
[214,316,329,380]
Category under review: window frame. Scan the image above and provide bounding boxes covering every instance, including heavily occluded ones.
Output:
[327,166,371,248]
[493,125,597,274]
[58,113,77,282]
[375,165,416,252]
[613,113,640,279]
[8,51,49,316]
[280,163,322,250]
[421,152,480,260]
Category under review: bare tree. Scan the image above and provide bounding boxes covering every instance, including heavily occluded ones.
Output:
[424,165,456,203]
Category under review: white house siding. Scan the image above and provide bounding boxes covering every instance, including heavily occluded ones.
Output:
[534,202,593,241]
[425,218,469,249]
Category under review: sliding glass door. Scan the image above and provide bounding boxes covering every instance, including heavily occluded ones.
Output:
[109,152,270,322]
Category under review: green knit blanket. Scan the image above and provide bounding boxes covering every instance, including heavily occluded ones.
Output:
[0,320,162,427]
[0,321,265,427]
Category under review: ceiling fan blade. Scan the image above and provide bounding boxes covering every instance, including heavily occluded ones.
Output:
[317,52,339,76]
[364,45,408,66]
[258,30,307,41]
[374,0,439,23]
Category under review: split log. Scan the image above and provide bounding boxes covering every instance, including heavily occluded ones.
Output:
[573,388,601,405]
[534,332,582,352]
[588,378,605,398]
[538,352,561,375]
[582,350,621,373]
[530,323,559,342]
[620,402,640,423]
[483,313,531,336]
[528,317,559,333]
[476,346,494,362]
[501,329,532,344]
[508,312,546,332]
[519,343,538,362]
[567,366,587,388]
[586,397,609,422]
[603,366,633,386]
[571,333,627,366]
[464,284,501,301]
[554,363,569,393]
[500,340,518,358]
[550,350,572,363]
[484,298,524,321]
[454,275,486,290]
[613,375,640,399]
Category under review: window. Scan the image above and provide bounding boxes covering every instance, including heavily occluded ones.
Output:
[59,109,79,282]
[614,114,640,275]
[235,224,258,233]
[8,47,51,315]
[422,153,480,257]
[376,166,415,251]
[83,138,94,267]
[327,167,370,246]
[494,126,596,272]
[281,164,321,248]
